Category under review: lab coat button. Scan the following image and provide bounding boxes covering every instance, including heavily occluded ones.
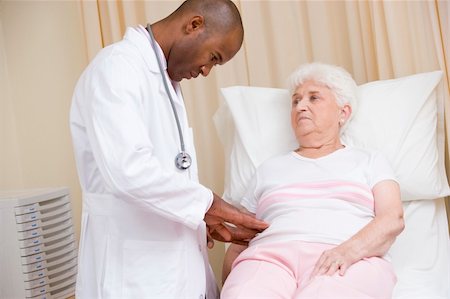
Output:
[199,295,204,299]
[198,244,202,252]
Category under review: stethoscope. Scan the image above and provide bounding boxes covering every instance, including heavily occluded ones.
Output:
[146,24,192,170]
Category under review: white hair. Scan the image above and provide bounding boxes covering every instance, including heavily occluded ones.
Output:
[288,62,358,127]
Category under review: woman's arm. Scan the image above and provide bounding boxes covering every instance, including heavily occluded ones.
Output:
[222,243,248,284]
[221,206,256,283]
[311,179,404,277]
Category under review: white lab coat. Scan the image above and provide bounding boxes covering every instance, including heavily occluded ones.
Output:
[70,26,218,299]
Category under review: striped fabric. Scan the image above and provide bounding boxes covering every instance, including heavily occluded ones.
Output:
[257,180,374,217]
[249,180,376,246]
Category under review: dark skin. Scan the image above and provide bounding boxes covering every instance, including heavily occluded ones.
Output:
[151,15,242,81]
[205,193,268,248]
[151,11,268,247]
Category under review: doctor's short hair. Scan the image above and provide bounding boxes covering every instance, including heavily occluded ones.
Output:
[288,62,358,112]
[174,0,243,36]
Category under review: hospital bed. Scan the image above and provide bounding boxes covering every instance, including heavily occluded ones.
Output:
[214,70,450,299]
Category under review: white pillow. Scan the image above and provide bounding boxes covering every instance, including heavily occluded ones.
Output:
[214,71,450,203]
[214,87,296,204]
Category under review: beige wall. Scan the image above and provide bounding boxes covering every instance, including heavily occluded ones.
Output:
[0,0,87,242]
[0,13,22,189]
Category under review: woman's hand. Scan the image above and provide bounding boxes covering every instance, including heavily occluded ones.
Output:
[310,245,357,278]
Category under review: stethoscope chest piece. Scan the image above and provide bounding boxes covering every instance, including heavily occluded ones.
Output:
[175,151,192,170]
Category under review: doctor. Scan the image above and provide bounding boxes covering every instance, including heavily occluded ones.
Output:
[70,0,268,298]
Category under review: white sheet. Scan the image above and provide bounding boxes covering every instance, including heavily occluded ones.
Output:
[390,198,450,299]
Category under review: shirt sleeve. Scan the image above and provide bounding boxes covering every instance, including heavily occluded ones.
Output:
[368,150,399,189]
[75,50,212,230]
[239,173,259,213]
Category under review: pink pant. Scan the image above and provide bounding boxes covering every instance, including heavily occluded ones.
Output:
[221,241,396,299]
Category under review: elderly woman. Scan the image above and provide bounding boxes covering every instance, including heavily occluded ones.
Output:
[221,63,405,299]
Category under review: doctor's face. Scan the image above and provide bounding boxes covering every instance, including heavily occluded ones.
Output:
[167,29,242,82]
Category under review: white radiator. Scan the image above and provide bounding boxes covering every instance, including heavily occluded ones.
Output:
[0,188,77,299]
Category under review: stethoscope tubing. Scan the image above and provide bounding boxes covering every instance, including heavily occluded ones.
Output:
[146,24,191,170]
[146,24,186,153]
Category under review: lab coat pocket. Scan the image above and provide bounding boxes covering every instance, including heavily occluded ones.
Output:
[121,240,184,298]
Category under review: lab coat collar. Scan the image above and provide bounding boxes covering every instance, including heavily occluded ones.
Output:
[123,26,162,75]
[123,26,183,105]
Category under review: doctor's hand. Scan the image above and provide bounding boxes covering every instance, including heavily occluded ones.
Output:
[204,193,269,248]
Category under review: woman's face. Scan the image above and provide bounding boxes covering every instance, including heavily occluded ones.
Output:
[290,80,348,142]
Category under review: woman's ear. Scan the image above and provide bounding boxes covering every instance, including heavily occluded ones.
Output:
[185,15,205,34]
[340,104,352,123]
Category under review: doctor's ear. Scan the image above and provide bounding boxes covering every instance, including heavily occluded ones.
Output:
[185,16,205,34]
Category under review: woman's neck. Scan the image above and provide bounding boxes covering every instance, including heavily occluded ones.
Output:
[295,139,344,159]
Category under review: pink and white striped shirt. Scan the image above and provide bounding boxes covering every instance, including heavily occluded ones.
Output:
[240,146,397,246]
